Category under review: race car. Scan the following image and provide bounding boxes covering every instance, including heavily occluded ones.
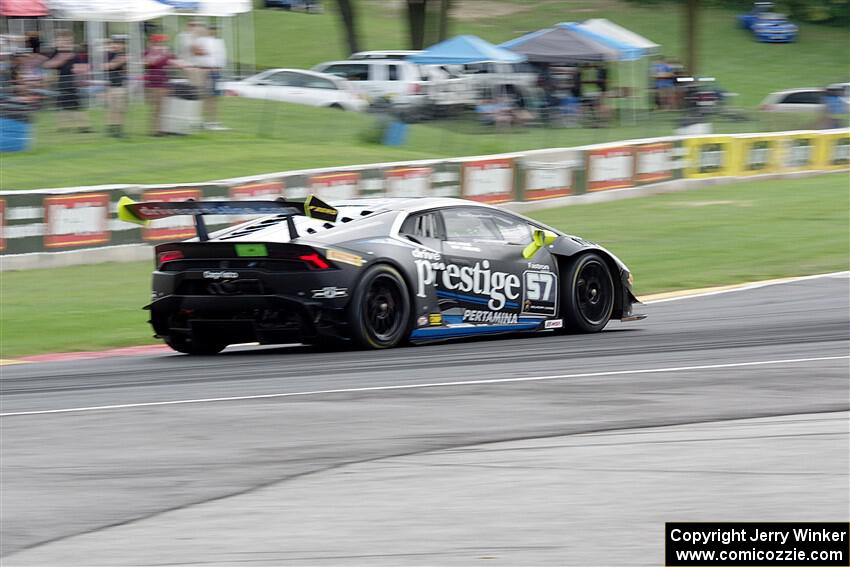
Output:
[118,195,644,353]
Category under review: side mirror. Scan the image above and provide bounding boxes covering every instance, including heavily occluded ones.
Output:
[522,229,558,259]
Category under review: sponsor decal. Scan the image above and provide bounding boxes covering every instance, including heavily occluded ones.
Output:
[784,138,814,169]
[463,310,519,324]
[525,165,572,200]
[744,140,772,172]
[527,262,550,271]
[428,313,443,326]
[0,199,5,251]
[142,189,203,242]
[830,137,849,166]
[417,315,429,327]
[203,271,239,280]
[234,243,268,257]
[587,146,635,191]
[385,167,432,198]
[310,172,359,200]
[326,249,365,267]
[698,143,725,173]
[311,286,348,299]
[635,142,674,183]
[43,193,110,249]
[544,319,563,329]
[522,270,558,317]
[461,158,514,203]
[414,255,521,311]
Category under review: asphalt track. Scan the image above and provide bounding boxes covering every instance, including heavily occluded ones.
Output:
[1,272,848,565]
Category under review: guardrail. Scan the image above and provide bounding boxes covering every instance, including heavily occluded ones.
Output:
[0,129,847,258]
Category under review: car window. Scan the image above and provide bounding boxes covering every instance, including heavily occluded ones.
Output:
[299,75,338,90]
[387,64,400,81]
[321,64,369,81]
[266,71,301,87]
[442,208,532,244]
[781,91,822,105]
[400,212,441,240]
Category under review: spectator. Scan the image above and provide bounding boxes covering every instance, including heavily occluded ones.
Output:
[104,35,128,138]
[201,24,228,131]
[823,87,848,129]
[651,55,674,110]
[42,30,91,133]
[144,34,176,136]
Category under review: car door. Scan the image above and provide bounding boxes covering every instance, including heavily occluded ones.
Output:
[259,71,307,104]
[437,207,560,327]
[777,90,824,112]
[293,73,344,108]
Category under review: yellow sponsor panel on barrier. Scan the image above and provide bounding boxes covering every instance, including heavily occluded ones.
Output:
[816,131,850,170]
[733,135,783,176]
[683,137,735,179]
[774,132,821,173]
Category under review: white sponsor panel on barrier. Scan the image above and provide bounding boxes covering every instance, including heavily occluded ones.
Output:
[587,146,634,191]
[309,172,360,200]
[461,158,514,203]
[385,167,431,198]
[43,193,110,248]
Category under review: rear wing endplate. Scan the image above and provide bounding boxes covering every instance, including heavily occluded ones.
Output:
[117,195,338,241]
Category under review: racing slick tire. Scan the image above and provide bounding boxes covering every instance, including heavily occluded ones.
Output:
[164,334,227,355]
[561,253,615,333]
[347,264,411,349]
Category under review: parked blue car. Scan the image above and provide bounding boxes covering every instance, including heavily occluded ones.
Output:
[750,13,798,42]
[738,1,775,30]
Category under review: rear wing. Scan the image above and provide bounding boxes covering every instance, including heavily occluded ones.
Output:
[117,195,338,241]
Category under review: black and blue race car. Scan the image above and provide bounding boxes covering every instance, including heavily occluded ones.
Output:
[119,196,643,353]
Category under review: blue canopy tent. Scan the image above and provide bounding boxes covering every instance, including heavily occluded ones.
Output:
[408,35,526,65]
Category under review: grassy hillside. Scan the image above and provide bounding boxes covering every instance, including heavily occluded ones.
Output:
[254,0,849,107]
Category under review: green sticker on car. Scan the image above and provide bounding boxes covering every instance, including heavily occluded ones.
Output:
[235,244,268,257]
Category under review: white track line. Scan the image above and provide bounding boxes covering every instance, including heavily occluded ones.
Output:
[2,355,847,418]
[643,271,849,304]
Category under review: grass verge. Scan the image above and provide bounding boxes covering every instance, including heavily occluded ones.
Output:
[1,173,847,357]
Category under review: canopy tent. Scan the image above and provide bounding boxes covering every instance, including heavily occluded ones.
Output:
[408,35,525,65]
[581,19,660,56]
[557,22,642,61]
[156,0,251,16]
[49,0,174,22]
[499,26,619,64]
[0,0,48,16]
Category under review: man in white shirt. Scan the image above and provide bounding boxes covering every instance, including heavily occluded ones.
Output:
[198,24,228,130]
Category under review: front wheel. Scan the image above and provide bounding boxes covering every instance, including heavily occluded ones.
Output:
[347,264,411,349]
[164,334,227,355]
[561,253,615,333]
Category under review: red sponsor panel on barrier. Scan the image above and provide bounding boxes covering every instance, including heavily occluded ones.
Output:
[43,193,110,249]
[587,146,635,192]
[385,167,431,198]
[229,181,284,200]
[524,166,573,200]
[142,188,203,241]
[230,181,285,223]
[309,172,360,200]
[635,142,675,183]
[462,158,514,203]
[0,199,5,251]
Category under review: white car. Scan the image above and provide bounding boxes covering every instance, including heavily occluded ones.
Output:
[461,61,537,92]
[758,88,824,112]
[221,69,367,111]
[312,59,431,107]
[349,50,423,60]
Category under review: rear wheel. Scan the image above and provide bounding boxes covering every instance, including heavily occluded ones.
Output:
[164,334,227,355]
[561,253,615,333]
[348,264,411,349]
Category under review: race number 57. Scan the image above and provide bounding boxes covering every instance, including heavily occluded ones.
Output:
[525,271,555,301]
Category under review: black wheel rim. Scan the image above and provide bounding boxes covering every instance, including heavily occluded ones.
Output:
[575,260,613,326]
[364,274,404,343]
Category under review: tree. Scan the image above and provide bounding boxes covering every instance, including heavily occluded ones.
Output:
[406,0,428,50]
[437,0,452,41]
[335,0,360,55]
